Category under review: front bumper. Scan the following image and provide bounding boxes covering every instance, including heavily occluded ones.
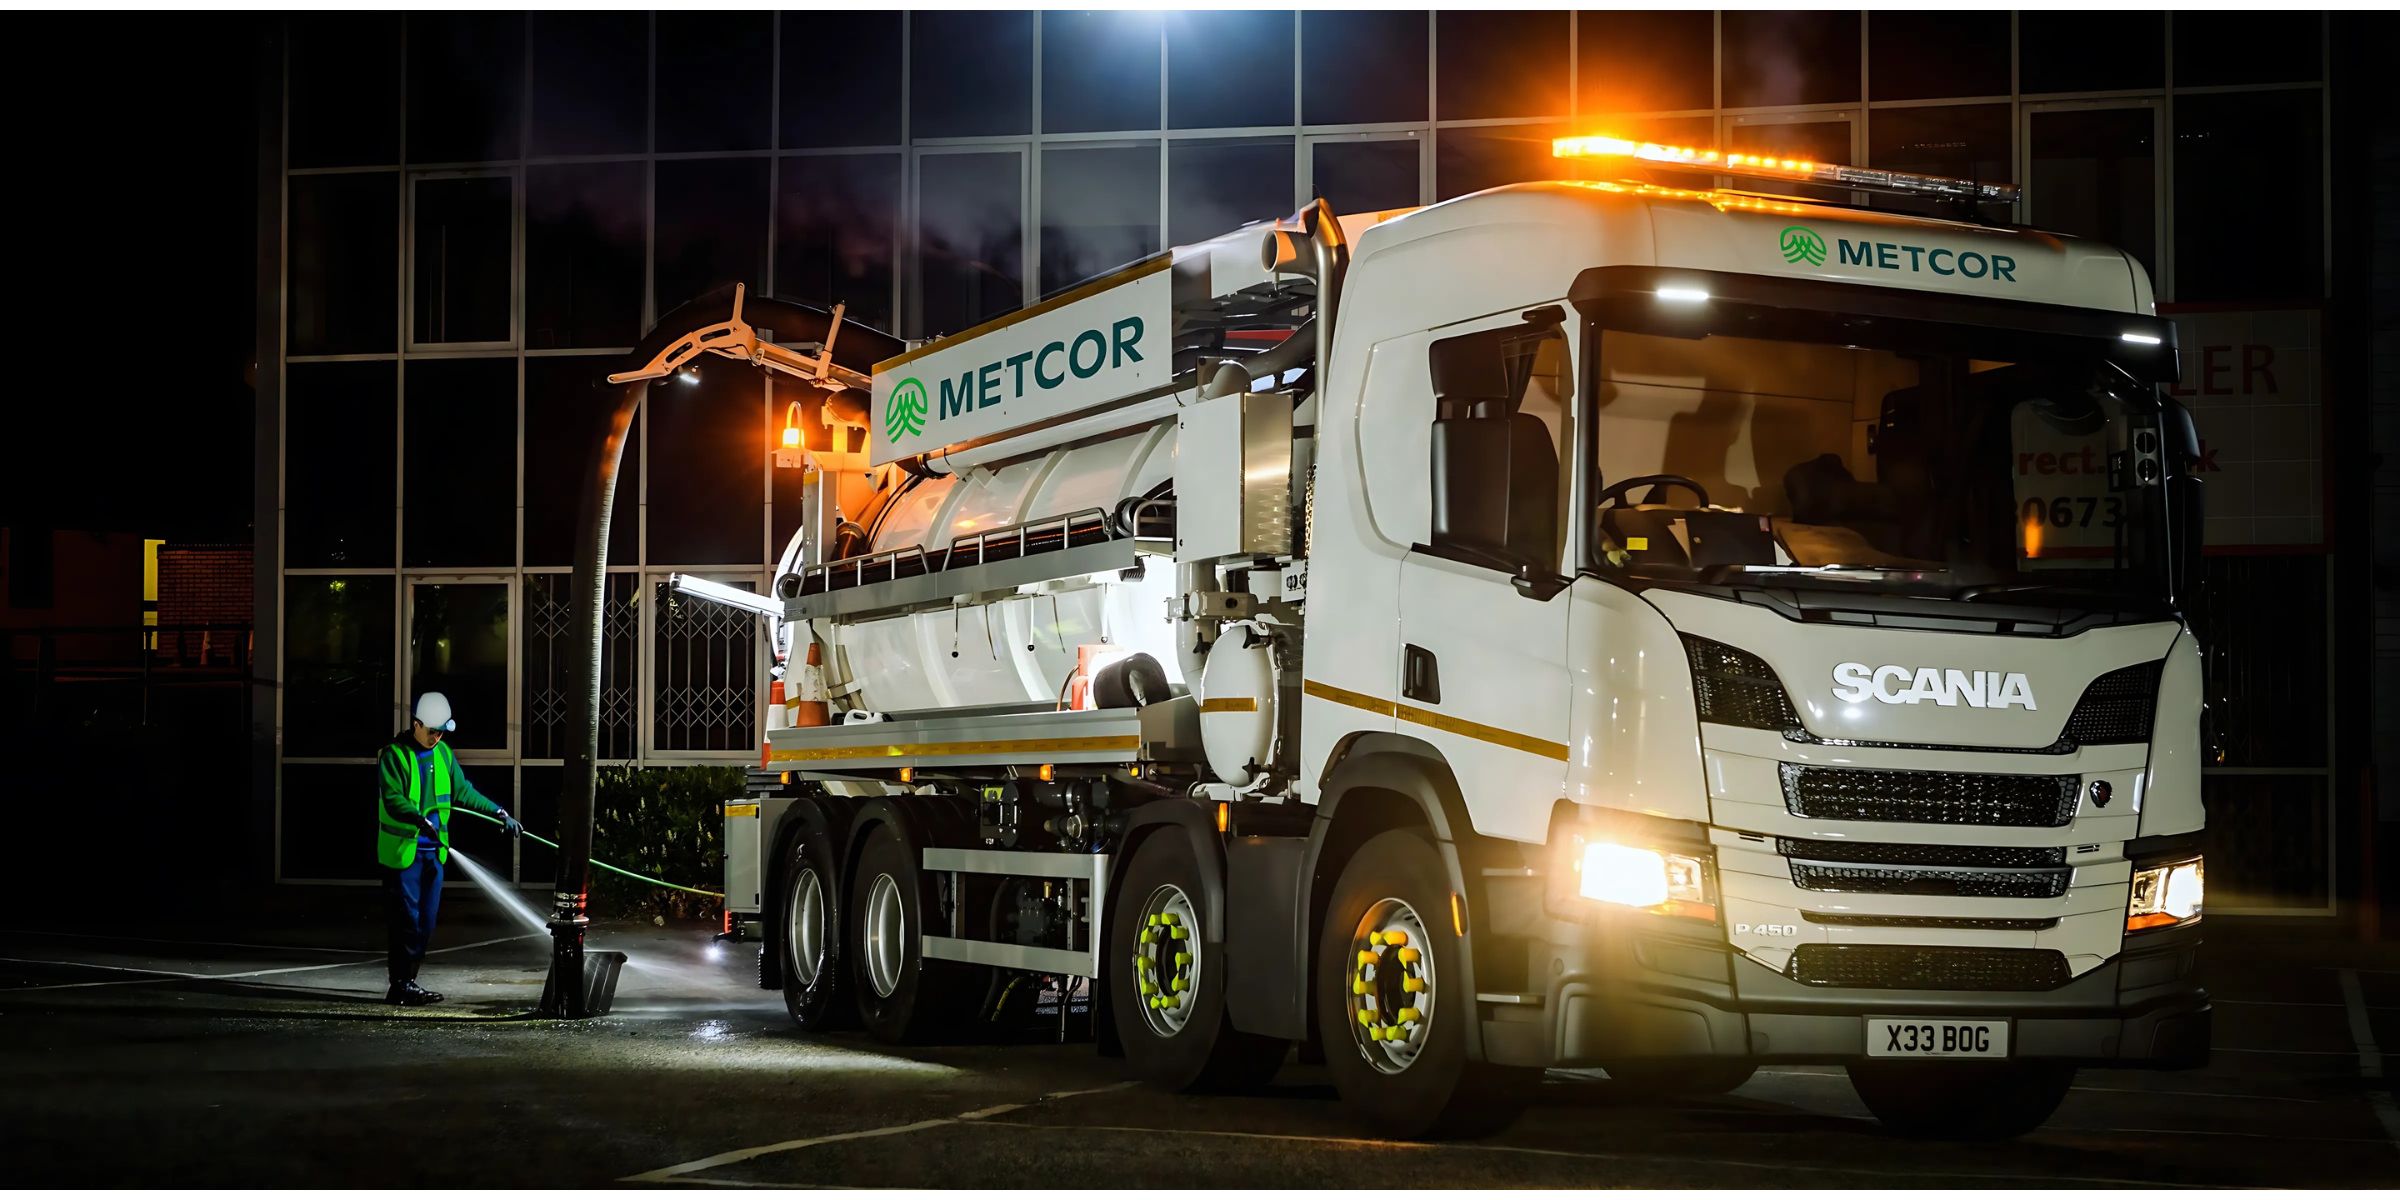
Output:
[1480,915,2209,1070]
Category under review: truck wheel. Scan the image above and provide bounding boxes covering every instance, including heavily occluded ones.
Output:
[1107,831,1288,1092]
[1317,828,1537,1139]
[1601,1060,1757,1095]
[849,819,967,1043]
[1847,1061,2075,1140]
[776,817,850,1030]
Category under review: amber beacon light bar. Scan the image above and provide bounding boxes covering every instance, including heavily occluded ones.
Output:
[1552,134,2020,204]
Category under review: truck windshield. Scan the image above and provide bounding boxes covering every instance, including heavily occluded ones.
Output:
[1584,324,2173,608]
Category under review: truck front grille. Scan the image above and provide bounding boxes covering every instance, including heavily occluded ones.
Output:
[1774,837,2066,869]
[1788,861,2070,898]
[1788,943,2072,991]
[1780,764,2079,828]
[1801,912,2059,932]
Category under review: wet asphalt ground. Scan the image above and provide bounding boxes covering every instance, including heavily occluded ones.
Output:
[2,901,2396,1189]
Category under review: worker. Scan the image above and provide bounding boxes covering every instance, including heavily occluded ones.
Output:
[377,692,522,1006]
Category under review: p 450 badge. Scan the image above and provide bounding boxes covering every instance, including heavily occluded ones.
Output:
[1831,662,2038,710]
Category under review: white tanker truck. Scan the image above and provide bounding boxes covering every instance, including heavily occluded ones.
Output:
[686,140,2211,1139]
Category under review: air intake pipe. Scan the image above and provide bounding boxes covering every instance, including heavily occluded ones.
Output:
[1256,198,1350,406]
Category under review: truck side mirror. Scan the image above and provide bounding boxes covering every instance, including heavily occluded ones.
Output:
[1430,416,1512,552]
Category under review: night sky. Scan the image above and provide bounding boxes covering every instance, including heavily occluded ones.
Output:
[11,14,261,541]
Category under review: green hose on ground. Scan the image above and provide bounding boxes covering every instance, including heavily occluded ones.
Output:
[453,807,725,898]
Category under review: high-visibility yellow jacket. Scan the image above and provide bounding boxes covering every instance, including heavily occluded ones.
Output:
[376,734,505,870]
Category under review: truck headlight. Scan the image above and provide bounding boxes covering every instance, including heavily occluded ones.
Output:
[1577,841,1715,922]
[2126,856,2203,932]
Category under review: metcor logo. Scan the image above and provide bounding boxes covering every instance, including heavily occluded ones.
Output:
[1780,225,1827,266]
[885,377,928,441]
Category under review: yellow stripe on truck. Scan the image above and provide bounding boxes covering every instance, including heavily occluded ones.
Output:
[1304,679,1569,763]
[1196,697,1259,713]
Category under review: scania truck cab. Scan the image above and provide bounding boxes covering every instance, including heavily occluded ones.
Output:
[665,138,2208,1141]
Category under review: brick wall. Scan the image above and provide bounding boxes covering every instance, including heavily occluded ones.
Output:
[158,543,253,627]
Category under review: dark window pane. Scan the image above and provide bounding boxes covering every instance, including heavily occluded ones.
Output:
[1722,11,1859,108]
[403,357,516,568]
[523,576,638,763]
[524,356,638,567]
[2193,557,2328,767]
[2173,92,2322,302]
[406,13,524,163]
[1303,11,1426,125]
[1168,11,1292,129]
[520,765,560,881]
[412,175,513,345]
[1168,138,1293,246]
[527,162,647,350]
[286,362,395,568]
[916,152,1024,338]
[776,154,900,334]
[1577,10,1713,117]
[1041,144,1161,296]
[1312,138,1419,215]
[2020,13,2163,94]
[1727,120,1853,203]
[280,761,381,880]
[658,12,772,152]
[288,172,397,356]
[781,11,901,147]
[653,576,760,752]
[1869,11,2007,101]
[288,14,400,168]
[646,362,764,565]
[406,581,511,751]
[2203,775,2329,909]
[1044,10,1161,133]
[2175,13,2321,87]
[1435,124,1561,201]
[529,12,647,157]
[2029,106,2157,281]
[1867,104,2012,220]
[1437,11,1568,121]
[282,577,395,757]
[655,157,770,317]
[441,765,516,872]
[911,12,1032,137]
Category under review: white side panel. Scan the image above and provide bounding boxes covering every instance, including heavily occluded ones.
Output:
[841,615,945,712]
[1397,553,1570,844]
[2139,628,2205,837]
[1563,577,1711,824]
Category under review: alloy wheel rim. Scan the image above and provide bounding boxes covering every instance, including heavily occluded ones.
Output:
[1346,897,1435,1075]
[864,872,906,998]
[788,866,825,988]
[1130,883,1201,1038]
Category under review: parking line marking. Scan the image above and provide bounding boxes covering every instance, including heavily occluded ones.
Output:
[0,934,541,993]
[621,1081,1136,1185]
[2068,1085,2321,1104]
[966,1120,2211,1188]
[0,930,369,956]
[2338,967,2400,1147]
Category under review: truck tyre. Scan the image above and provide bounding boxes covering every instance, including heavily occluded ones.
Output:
[848,819,968,1043]
[1317,828,1537,1139]
[1107,830,1288,1092]
[1601,1060,1758,1095]
[1846,1061,2075,1140]
[776,814,850,1030]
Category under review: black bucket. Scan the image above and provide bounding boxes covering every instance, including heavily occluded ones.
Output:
[539,949,628,1017]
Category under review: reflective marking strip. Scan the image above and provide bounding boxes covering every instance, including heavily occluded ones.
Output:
[767,734,1139,764]
[723,803,760,818]
[1196,697,1258,714]
[1303,679,1569,762]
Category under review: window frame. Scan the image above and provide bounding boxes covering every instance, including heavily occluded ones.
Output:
[405,168,522,353]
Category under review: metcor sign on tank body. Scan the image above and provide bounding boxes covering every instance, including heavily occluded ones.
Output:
[869,256,1176,466]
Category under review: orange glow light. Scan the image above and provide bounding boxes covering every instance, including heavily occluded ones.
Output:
[2023,510,2045,559]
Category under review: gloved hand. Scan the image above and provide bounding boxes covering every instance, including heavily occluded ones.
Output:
[499,812,524,838]
[418,811,442,838]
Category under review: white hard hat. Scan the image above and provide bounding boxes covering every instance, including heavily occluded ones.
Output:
[413,692,457,733]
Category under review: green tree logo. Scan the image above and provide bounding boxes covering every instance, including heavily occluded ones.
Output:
[1780,225,1828,267]
[885,377,928,442]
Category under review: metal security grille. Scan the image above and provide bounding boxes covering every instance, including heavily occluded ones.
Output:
[1781,764,2080,828]
[522,574,639,760]
[1789,861,2070,899]
[1788,944,2072,991]
[652,579,759,753]
[2063,660,2162,745]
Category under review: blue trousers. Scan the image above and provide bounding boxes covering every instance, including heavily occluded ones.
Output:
[382,849,445,983]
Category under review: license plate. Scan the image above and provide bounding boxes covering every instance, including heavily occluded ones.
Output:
[1867,1017,2009,1058]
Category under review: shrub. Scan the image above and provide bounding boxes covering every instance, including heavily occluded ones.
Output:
[589,764,741,921]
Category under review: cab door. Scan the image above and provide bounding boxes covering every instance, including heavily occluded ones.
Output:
[1394,310,1577,844]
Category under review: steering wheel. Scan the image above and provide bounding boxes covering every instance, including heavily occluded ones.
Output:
[1596,473,1711,510]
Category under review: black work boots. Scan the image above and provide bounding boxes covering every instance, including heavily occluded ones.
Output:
[386,979,445,1006]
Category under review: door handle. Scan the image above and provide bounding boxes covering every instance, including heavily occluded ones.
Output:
[1402,644,1440,705]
